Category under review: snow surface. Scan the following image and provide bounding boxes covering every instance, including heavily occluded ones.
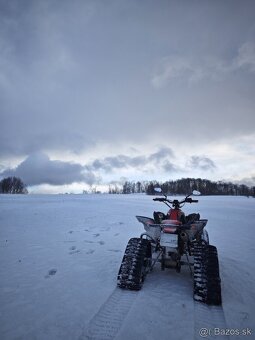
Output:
[0,194,255,340]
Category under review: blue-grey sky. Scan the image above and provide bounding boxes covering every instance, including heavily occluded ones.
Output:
[1,0,255,192]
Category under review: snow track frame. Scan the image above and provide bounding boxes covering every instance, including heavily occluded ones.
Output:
[193,242,222,305]
[117,238,152,290]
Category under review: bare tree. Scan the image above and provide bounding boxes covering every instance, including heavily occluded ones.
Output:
[0,177,28,194]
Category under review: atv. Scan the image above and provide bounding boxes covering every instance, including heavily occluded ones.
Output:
[117,189,222,305]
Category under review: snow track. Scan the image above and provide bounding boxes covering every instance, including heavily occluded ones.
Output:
[193,242,222,305]
[117,237,151,290]
[81,289,138,340]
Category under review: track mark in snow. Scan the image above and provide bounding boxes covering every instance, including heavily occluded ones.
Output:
[45,268,57,278]
[107,249,122,253]
[69,245,81,254]
[194,302,229,339]
[93,233,100,238]
[70,249,81,255]
[86,249,95,255]
[81,288,138,340]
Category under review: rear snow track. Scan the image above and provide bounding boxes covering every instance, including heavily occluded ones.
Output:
[81,279,229,340]
[194,302,229,339]
[80,289,138,340]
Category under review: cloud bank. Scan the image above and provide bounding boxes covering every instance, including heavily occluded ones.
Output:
[88,146,175,172]
[0,148,219,188]
[1,153,97,186]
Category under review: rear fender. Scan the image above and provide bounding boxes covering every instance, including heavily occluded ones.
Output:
[136,216,161,240]
[136,215,155,227]
[188,219,208,240]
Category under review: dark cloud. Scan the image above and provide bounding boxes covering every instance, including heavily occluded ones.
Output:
[234,175,255,187]
[148,147,174,162]
[0,147,176,187]
[188,156,216,171]
[0,0,255,159]
[88,147,175,173]
[90,155,145,172]
[0,152,97,186]
[162,160,177,173]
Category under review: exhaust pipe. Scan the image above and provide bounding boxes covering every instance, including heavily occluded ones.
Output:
[180,231,188,241]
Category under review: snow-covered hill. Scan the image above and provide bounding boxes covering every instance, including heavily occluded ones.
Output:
[0,194,254,340]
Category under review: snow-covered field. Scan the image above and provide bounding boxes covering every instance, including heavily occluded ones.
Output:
[0,194,255,340]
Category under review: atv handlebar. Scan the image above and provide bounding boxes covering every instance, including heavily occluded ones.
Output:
[153,197,198,203]
[153,196,198,206]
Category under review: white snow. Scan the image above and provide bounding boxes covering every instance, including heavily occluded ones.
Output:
[0,194,255,340]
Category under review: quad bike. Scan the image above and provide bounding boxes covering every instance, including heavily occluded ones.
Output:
[117,189,222,305]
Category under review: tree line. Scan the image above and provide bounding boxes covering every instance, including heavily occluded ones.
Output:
[108,178,255,197]
[0,177,28,194]
[1,176,254,196]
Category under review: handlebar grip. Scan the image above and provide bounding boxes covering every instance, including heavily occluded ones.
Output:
[185,198,198,203]
[153,197,165,202]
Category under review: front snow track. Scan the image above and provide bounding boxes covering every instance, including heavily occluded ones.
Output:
[193,242,222,305]
[117,238,151,290]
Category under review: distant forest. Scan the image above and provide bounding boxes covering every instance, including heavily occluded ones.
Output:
[108,178,255,197]
[0,176,28,194]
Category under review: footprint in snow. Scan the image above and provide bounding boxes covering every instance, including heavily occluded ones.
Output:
[114,233,119,237]
[45,269,57,278]
[68,230,74,234]
[69,249,81,255]
[108,249,122,253]
[93,233,100,237]
[69,246,81,254]
[98,241,105,245]
[86,249,95,255]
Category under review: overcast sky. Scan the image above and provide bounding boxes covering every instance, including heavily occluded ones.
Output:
[1,0,255,193]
